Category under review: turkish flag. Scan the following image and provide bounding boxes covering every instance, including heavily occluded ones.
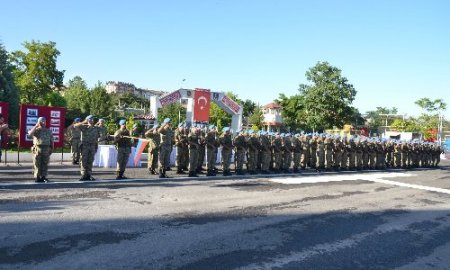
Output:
[193,88,211,122]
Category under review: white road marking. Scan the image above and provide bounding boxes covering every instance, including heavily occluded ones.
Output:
[270,172,450,195]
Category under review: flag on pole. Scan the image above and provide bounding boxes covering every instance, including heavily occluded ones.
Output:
[133,138,149,166]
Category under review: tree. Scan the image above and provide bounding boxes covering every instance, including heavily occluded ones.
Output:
[89,82,114,118]
[0,42,20,127]
[10,40,65,105]
[241,99,257,117]
[415,98,447,113]
[301,61,357,131]
[157,103,185,127]
[248,106,264,129]
[277,62,358,131]
[364,106,399,133]
[64,76,90,115]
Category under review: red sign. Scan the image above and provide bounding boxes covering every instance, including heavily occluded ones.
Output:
[221,95,241,114]
[19,104,66,148]
[159,90,181,107]
[193,88,211,122]
[0,101,10,148]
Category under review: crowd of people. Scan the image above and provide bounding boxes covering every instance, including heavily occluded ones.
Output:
[28,115,445,183]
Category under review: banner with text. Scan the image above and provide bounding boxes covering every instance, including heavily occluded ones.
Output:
[221,95,241,114]
[159,90,181,107]
[0,101,10,148]
[19,104,66,148]
[193,88,211,122]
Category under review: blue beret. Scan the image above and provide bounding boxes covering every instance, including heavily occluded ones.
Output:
[223,127,230,132]
[163,118,171,124]
[153,123,159,129]
[37,117,46,123]
[74,118,81,122]
[248,130,254,134]
[209,124,215,129]
[98,118,105,122]
[86,115,94,121]
[119,119,126,125]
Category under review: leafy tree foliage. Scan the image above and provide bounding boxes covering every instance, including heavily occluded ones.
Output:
[364,106,399,133]
[415,98,447,113]
[248,105,264,129]
[0,42,20,127]
[89,82,114,119]
[10,40,65,105]
[277,62,358,131]
[157,103,185,127]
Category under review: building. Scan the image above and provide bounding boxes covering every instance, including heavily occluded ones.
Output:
[262,102,283,132]
[105,81,165,99]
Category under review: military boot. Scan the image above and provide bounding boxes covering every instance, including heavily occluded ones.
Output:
[116,171,122,180]
[188,171,198,177]
[159,169,166,178]
[206,170,216,177]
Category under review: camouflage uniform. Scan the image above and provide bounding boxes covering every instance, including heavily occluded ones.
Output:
[309,137,317,169]
[282,135,293,172]
[272,134,283,172]
[197,130,206,172]
[355,140,363,170]
[394,142,402,168]
[30,126,54,181]
[316,136,325,171]
[348,139,356,170]
[233,133,246,174]
[324,136,334,170]
[97,125,109,145]
[113,127,132,179]
[187,129,200,177]
[333,138,344,171]
[205,129,219,176]
[158,123,173,178]
[292,135,302,173]
[67,125,81,164]
[300,135,310,169]
[247,133,260,174]
[175,128,188,173]
[260,133,272,173]
[220,130,233,176]
[145,128,160,174]
[78,124,100,179]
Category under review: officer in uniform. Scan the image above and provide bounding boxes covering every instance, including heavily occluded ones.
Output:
[247,130,259,174]
[324,134,334,171]
[113,119,132,180]
[67,118,81,164]
[145,123,160,175]
[205,124,218,176]
[316,134,325,172]
[74,115,100,181]
[333,135,344,171]
[158,118,173,178]
[28,117,54,183]
[260,131,272,174]
[96,118,109,145]
[300,134,311,170]
[187,124,200,177]
[175,123,188,174]
[233,129,246,175]
[219,127,233,176]
[292,133,302,173]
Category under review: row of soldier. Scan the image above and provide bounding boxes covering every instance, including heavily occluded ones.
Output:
[31,116,444,182]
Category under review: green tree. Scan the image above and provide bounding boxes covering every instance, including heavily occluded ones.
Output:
[0,42,20,127]
[248,105,264,129]
[45,91,66,107]
[301,61,357,131]
[64,76,91,119]
[10,40,65,105]
[276,93,307,130]
[89,82,114,118]
[364,107,399,133]
[415,98,447,113]
[157,103,185,127]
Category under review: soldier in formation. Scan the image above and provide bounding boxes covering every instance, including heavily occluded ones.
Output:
[113,119,132,180]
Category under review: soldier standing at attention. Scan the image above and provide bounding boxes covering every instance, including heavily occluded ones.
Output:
[316,134,325,172]
[292,134,302,173]
[300,134,311,170]
[205,124,218,176]
[96,119,109,145]
[28,117,54,183]
[158,118,173,178]
[175,123,187,174]
[272,132,283,173]
[197,125,207,173]
[233,129,246,175]
[247,130,259,174]
[145,123,160,175]
[74,115,100,181]
[187,124,200,177]
[259,131,272,174]
[324,134,334,171]
[220,127,233,176]
[67,118,81,164]
[113,120,132,180]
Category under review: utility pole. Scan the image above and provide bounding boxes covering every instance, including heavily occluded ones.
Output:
[379,113,404,137]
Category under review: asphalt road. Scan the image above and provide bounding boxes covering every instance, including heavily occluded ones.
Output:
[1,161,450,269]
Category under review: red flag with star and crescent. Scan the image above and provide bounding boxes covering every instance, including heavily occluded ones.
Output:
[193,88,211,122]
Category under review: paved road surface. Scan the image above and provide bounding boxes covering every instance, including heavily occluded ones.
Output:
[1,161,450,269]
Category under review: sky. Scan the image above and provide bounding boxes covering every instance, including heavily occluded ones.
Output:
[1,0,449,118]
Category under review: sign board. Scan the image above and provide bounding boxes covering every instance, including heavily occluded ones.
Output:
[19,104,66,148]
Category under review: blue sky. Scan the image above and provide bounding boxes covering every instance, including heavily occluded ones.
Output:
[1,0,449,118]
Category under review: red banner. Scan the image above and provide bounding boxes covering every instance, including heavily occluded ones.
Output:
[19,104,66,148]
[193,88,211,122]
[0,101,10,148]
